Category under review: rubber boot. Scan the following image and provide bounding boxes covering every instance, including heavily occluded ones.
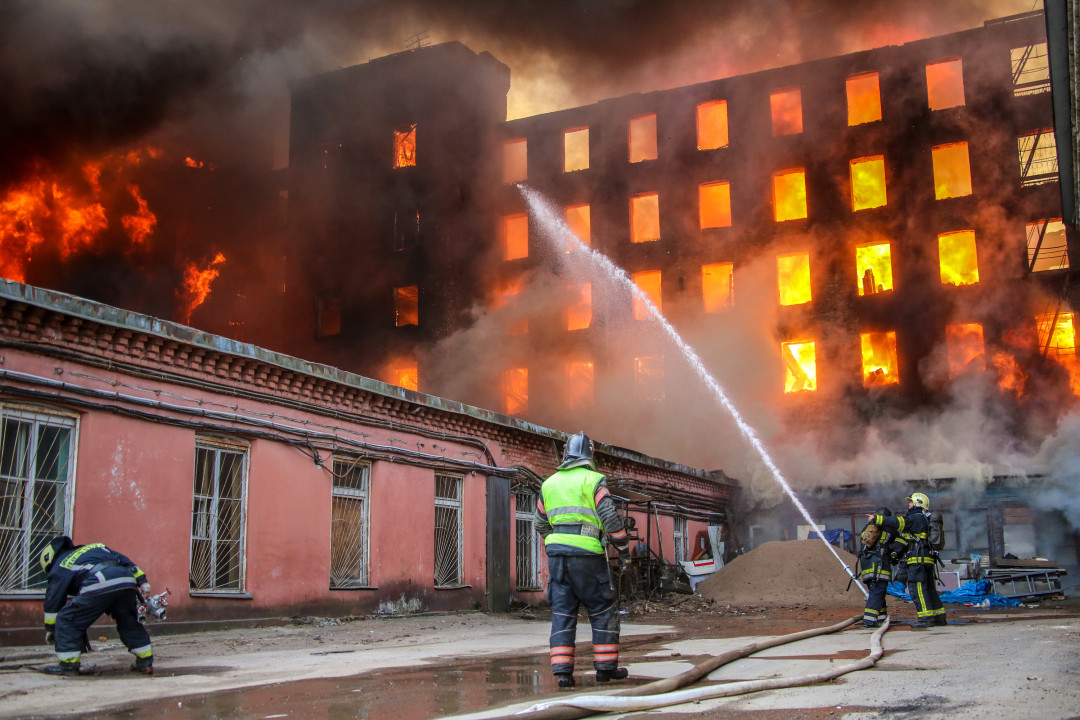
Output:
[596,667,629,682]
[932,616,948,626]
[556,673,575,689]
[130,656,154,675]
[42,661,80,676]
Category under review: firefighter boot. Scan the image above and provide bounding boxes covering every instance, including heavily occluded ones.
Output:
[556,673,575,689]
[42,660,80,676]
[596,667,629,682]
[130,656,153,675]
[932,616,948,626]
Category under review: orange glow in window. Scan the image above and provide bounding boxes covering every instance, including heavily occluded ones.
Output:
[699,182,732,229]
[388,360,419,391]
[782,340,817,393]
[495,278,527,335]
[938,230,979,286]
[855,242,893,296]
[394,125,417,168]
[564,204,591,250]
[697,100,729,150]
[632,270,661,320]
[702,262,733,313]
[861,331,899,386]
[566,360,594,410]
[931,143,972,199]
[926,58,965,110]
[567,282,592,330]
[501,367,528,416]
[394,285,418,326]
[629,114,658,163]
[631,193,661,243]
[773,169,807,222]
[846,72,881,125]
[770,88,803,136]
[503,138,527,183]
[502,213,528,260]
[564,128,589,172]
[777,252,812,306]
[946,323,985,377]
[634,355,664,402]
[850,156,887,210]
[1036,311,1080,394]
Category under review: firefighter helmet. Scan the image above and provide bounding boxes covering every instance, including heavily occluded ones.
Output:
[906,492,930,510]
[39,536,74,574]
[559,431,596,470]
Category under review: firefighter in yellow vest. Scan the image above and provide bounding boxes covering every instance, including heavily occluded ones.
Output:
[536,432,631,688]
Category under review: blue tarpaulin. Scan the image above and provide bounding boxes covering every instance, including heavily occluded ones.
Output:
[808,529,850,545]
[887,579,1022,607]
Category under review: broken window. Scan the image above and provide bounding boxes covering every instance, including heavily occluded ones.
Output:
[850,156,887,210]
[330,457,370,588]
[393,206,420,251]
[567,282,592,330]
[938,230,979,286]
[702,262,734,313]
[777,252,812,306]
[773,169,807,222]
[564,204,591,250]
[190,437,248,592]
[1036,311,1080,393]
[846,72,882,126]
[696,100,729,150]
[0,407,76,592]
[394,285,419,327]
[632,269,662,320]
[673,516,689,563]
[501,367,528,416]
[630,192,661,243]
[515,492,542,590]
[860,331,899,386]
[434,473,464,588]
[564,128,589,172]
[770,88,803,136]
[946,323,986,377]
[781,340,817,392]
[699,181,732,229]
[931,142,972,199]
[1026,219,1069,272]
[1018,130,1059,187]
[393,124,417,168]
[315,296,341,339]
[634,355,665,403]
[495,279,527,336]
[388,359,419,391]
[503,138,527,184]
[856,242,893,296]
[926,58,965,110]
[502,213,529,260]
[629,114,658,163]
[1011,43,1050,96]
[566,360,594,410]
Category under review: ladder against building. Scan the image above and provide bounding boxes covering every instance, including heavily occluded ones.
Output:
[984,568,1066,600]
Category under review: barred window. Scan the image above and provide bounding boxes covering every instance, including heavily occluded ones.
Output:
[515,492,542,590]
[434,473,463,588]
[190,438,247,593]
[0,407,76,593]
[1018,130,1059,187]
[330,458,371,588]
[673,516,689,563]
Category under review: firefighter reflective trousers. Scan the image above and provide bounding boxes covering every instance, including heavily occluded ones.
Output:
[54,588,152,664]
[863,579,889,625]
[908,578,946,621]
[546,554,620,675]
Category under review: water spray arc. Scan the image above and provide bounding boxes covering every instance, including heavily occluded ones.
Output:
[519,185,866,598]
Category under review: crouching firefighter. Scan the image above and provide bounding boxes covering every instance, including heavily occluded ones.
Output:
[868,493,947,628]
[40,536,155,675]
[857,508,902,628]
[536,432,632,689]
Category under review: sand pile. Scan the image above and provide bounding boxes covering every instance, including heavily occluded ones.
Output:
[696,540,864,609]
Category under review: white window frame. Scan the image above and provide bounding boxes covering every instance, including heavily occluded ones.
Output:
[514,491,543,591]
[329,457,371,589]
[0,405,78,595]
[673,515,689,563]
[434,472,464,588]
[189,436,249,595]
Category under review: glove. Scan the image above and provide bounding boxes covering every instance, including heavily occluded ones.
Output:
[45,630,55,646]
[618,548,631,572]
[140,582,152,595]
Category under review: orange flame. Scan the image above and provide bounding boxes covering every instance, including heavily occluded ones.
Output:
[121,184,156,245]
[184,157,205,168]
[773,169,807,222]
[178,252,226,325]
[782,340,817,392]
[861,331,899,386]
[0,177,49,281]
[777,252,812,306]
[992,351,1027,395]
[946,323,986,377]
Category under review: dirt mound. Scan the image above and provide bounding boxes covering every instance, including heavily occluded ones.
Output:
[696,540,864,609]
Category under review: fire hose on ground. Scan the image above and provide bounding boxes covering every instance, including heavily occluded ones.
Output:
[485,614,888,720]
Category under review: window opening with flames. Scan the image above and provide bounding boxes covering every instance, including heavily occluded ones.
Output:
[631,192,661,243]
[393,124,417,168]
[932,142,973,199]
[773,169,807,222]
[699,181,732,229]
[777,252,812,306]
[567,282,592,330]
[564,204,591,250]
[696,100,729,150]
[632,270,662,319]
[770,87,803,136]
[564,128,589,172]
[850,156,887,210]
[501,367,528,416]
[502,213,529,260]
[926,58,965,110]
[861,331,899,386]
[702,262,734,313]
[946,323,986,377]
[394,285,418,327]
[856,242,893,296]
[781,340,817,393]
[938,230,980,286]
[629,114,658,163]
[846,72,881,126]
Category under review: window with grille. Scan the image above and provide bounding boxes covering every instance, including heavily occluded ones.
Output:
[330,458,370,588]
[1026,219,1070,272]
[190,438,248,593]
[515,492,542,590]
[673,516,689,563]
[434,473,463,588]
[0,407,76,593]
[1018,130,1060,187]
[1011,43,1050,96]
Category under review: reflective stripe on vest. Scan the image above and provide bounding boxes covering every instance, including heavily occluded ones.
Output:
[58,544,106,570]
[541,467,605,554]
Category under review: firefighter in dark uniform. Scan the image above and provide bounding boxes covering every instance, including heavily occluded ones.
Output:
[536,432,631,688]
[39,536,155,675]
[867,493,947,628]
[857,507,902,627]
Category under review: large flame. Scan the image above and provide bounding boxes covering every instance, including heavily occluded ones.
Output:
[926,58,965,110]
[699,181,732,229]
[782,340,817,392]
[855,242,893,295]
[770,88,803,136]
[932,142,972,199]
[850,156,887,210]
[1037,311,1080,394]
[773,169,807,222]
[393,124,417,168]
[938,230,979,286]
[501,367,528,415]
[777,252,812,306]
[861,331,899,386]
[702,262,733,312]
[697,100,729,150]
[946,323,986,377]
[386,358,419,391]
[177,252,226,325]
[501,213,529,260]
[630,193,660,243]
[847,72,882,125]
[395,285,419,327]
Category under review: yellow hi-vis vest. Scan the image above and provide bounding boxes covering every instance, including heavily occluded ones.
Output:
[541,466,606,554]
